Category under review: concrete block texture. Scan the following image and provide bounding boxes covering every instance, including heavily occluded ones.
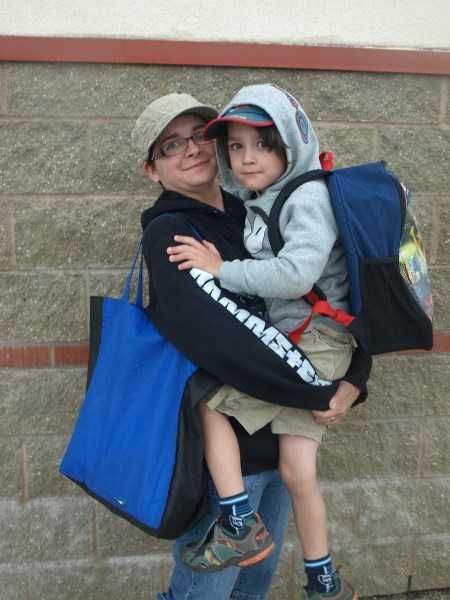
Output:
[0,62,449,599]
[0,368,86,435]
[379,127,450,194]
[0,273,87,342]
[0,199,10,269]
[13,197,147,269]
[0,438,22,499]
[29,557,167,600]
[436,199,450,265]
[430,268,450,330]
[0,121,86,194]
[0,499,94,563]
[358,479,450,538]
[159,64,307,114]
[319,420,422,480]
[0,566,30,599]
[413,537,450,590]
[89,122,154,194]
[315,124,377,167]
[5,63,160,118]
[309,72,442,124]
[364,355,450,419]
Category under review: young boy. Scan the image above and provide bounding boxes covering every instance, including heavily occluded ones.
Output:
[168,84,358,600]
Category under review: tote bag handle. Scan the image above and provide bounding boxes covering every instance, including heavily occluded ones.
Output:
[122,240,145,308]
[127,214,203,308]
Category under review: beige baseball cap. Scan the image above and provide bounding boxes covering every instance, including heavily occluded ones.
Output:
[131,93,218,158]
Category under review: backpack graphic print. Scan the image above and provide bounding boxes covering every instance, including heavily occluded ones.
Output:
[399,185,433,322]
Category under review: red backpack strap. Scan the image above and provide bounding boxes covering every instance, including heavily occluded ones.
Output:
[288,298,355,345]
[319,151,334,171]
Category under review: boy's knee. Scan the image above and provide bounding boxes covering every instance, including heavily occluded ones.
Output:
[278,458,317,490]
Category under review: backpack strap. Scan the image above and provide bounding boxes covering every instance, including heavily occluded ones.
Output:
[288,300,355,345]
[268,169,329,256]
[267,169,329,308]
[267,168,356,343]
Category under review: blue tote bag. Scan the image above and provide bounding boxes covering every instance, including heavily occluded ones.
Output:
[60,239,211,539]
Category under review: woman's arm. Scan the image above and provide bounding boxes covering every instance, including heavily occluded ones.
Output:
[340,346,372,405]
[143,215,338,412]
[312,347,372,425]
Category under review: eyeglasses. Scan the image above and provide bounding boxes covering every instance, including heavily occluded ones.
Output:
[150,131,214,161]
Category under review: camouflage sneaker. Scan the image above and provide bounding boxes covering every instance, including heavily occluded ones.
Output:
[180,513,274,573]
[295,567,358,600]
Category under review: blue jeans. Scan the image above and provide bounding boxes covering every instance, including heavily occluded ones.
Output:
[157,468,290,600]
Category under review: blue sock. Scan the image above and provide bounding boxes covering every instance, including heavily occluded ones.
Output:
[304,554,335,594]
[219,492,254,535]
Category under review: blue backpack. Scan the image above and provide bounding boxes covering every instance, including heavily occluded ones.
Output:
[268,161,433,355]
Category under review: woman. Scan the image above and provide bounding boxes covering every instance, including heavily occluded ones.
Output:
[131,92,371,600]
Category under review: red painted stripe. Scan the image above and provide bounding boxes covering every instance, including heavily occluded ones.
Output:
[0,345,51,368]
[383,332,450,356]
[0,334,448,368]
[54,344,89,366]
[436,332,450,352]
[0,36,449,74]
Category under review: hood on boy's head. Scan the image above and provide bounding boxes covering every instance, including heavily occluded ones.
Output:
[213,84,321,195]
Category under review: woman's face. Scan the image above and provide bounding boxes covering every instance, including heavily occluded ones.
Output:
[145,114,218,199]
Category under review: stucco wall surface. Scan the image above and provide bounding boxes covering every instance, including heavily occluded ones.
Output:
[0,0,449,50]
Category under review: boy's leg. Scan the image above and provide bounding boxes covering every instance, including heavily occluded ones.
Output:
[200,400,245,499]
[271,330,357,599]
[278,433,327,560]
[160,470,288,600]
[278,432,356,599]
[180,402,274,572]
[200,401,254,534]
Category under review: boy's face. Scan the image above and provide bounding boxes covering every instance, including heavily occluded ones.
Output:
[226,122,286,193]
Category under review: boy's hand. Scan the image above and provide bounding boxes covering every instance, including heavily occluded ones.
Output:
[167,235,224,276]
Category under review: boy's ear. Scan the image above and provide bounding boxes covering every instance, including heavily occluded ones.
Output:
[144,162,160,184]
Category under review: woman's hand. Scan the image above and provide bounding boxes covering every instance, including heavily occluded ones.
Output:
[312,380,360,426]
[167,235,223,276]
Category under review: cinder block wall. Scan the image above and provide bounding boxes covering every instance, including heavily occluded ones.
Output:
[0,63,449,600]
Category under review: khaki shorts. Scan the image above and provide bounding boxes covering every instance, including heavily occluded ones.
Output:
[207,323,356,444]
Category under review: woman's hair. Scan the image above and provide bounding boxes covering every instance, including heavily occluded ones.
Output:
[217,125,288,169]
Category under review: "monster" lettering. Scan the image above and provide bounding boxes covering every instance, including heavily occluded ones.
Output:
[190,269,331,387]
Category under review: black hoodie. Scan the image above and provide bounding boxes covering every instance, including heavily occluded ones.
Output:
[141,188,371,473]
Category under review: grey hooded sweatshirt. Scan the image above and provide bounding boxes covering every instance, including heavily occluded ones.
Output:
[216,83,349,335]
